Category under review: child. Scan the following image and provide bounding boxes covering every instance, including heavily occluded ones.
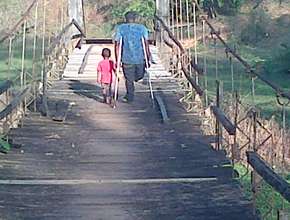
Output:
[97,48,115,105]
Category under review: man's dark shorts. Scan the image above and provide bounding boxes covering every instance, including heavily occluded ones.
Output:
[122,63,145,82]
[122,63,145,102]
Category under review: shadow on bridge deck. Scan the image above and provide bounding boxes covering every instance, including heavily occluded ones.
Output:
[0,76,256,219]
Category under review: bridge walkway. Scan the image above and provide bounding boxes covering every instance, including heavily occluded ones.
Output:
[0,43,255,219]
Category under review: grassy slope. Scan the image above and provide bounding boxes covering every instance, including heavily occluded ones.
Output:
[0,38,43,85]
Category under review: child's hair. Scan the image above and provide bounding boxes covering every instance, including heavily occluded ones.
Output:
[102,48,111,58]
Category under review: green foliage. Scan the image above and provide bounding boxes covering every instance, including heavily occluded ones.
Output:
[215,0,244,8]
[0,136,11,152]
[240,9,271,46]
[0,0,27,30]
[111,0,155,20]
[235,163,290,219]
[201,0,245,15]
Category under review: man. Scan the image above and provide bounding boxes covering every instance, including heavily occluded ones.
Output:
[114,11,151,103]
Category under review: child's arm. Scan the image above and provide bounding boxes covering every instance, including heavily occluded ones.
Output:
[97,63,102,83]
[97,72,101,84]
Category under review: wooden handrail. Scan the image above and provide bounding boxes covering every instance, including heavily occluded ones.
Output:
[181,66,203,96]
[155,15,204,96]
[211,106,236,135]
[0,86,31,120]
[0,0,38,44]
[247,151,290,202]
[155,15,185,53]
[72,19,86,38]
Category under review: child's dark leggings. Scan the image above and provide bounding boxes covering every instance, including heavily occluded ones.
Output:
[101,83,112,97]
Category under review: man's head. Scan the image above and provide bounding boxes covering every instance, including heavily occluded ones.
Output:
[125,11,139,23]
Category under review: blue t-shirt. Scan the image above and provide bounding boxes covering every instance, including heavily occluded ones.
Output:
[114,23,149,64]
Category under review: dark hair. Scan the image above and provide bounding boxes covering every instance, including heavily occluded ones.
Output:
[125,11,139,22]
[102,48,111,58]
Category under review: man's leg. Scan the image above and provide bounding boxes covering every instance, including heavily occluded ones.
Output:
[122,64,135,102]
[135,63,146,82]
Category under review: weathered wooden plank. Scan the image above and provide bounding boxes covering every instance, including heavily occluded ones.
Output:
[247,151,290,202]
[0,181,254,220]
[211,105,236,135]
[154,90,169,123]
[0,177,217,185]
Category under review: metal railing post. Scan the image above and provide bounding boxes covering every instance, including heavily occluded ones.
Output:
[8,38,13,80]
[32,2,39,112]
[202,19,208,106]
[21,20,27,115]
[179,0,183,40]
[215,80,221,150]
[251,110,258,216]
[21,20,27,89]
[193,3,198,85]
[175,0,179,39]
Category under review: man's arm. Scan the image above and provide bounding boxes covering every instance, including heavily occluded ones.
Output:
[114,41,120,64]
[113,25,121,64]
[142,25,151,64]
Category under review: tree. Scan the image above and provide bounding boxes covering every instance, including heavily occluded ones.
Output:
[200,0,244,15]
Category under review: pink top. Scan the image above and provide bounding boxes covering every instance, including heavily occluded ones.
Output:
[97,59,115,84]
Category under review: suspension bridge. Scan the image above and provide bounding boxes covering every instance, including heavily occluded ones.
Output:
[0,0,289,219]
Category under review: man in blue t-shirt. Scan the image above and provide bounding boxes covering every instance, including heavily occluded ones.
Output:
[114,11,151,103]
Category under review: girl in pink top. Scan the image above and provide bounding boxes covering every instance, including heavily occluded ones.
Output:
[97,48,115,105]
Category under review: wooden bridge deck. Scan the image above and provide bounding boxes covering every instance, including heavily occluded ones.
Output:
[0,45,255,219]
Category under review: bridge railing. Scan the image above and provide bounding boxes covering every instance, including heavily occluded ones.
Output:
[0,0,85,136]
[42,18,86,115]
[155,1,290,218]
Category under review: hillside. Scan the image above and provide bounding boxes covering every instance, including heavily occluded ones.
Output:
[224,0,290,88]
